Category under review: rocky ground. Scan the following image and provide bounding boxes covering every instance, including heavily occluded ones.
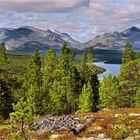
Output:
[0,108,140,140]
[33,108,140,140]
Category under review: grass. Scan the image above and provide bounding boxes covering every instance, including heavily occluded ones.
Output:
[7,53,31,74]
[6,53,105,75]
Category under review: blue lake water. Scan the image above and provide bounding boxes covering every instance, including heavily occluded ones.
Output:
[94,62,121,80]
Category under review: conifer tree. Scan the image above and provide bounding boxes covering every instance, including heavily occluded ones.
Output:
[122,42,135,64]
[49,80,64,115]
[119,60,140,107]
[26,48,42,87]
[43,48,57,91]
[134,87,140,107]
[0,43,8,69]
[80,52,91,84]
[90,73,99,111]
[0,79,13,119]
[10,97,37,139]
[78,82,94,113]
[72,66,82,95]
[51,42,77,114]
[99,74,120,109]
[87,47,93,63]
[23,48,43,114]
[136,51,140,60]
[79,51,99,111]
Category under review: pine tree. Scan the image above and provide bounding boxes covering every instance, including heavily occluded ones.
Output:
[80,52,91,85]
[134,87,140,107]
[122,42,135,64]
[72,66,82,95]
[43,48,57,91]
[87,47,93,63]
[78,82,94,113]
[49,80,64,115]
[79,51,99,111]
[99,74,120,109]
[23,48,43,114]
[26,48,42,87]
[52,42,77,114]
[136,51,140,60]
[90,73,99,111]
[10,97,36,139]
[0,79,13,119]
[0,43,8,69]
[119,60,140,107]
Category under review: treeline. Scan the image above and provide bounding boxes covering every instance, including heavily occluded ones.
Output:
[0,41,140,135]
[99,42,140,108]
[0,42,99,121]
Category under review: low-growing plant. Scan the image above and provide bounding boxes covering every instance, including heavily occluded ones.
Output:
[112,114,133,139]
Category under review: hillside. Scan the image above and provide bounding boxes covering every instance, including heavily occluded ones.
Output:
[0,26,80,52]
[2,26,140,53]
[79,26,140,50]
[1,108,140,140]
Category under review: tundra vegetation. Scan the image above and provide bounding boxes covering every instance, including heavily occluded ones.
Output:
[0,42,140,139]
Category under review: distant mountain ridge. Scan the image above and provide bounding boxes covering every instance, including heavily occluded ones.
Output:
[79,26,140,50]
[1,26,140,52]
[0,26,80,52]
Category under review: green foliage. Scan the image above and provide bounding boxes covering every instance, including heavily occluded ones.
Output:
[87,47,93,63]
[136,51,140,60]
[90,73,99,111]
[10,98,34,139]
[119,60,140,107]
[26,48,42,87]
[113,114,132,139]
[99,74,120,109]
[79,52,92,84]
[72,66,82,95]
[43,48,57,91]
[0,78,13,119]
[49,80,64,115]
[7,54,30,74]
[134,87,140,107]
[78,82,94,112]
[79,51,99,111]
[22,48,43,114]
[122,42,135,64]
[0,43,9,70]
[50,43,77,115]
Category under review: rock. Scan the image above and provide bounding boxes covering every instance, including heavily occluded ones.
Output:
[70,124,86,135]
[85,117,95,125]
[34,115,95,134]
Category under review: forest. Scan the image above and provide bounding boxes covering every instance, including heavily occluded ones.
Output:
[0,42,140,139]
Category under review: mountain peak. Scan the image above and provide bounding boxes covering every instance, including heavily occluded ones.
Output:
[129,26,139,31]
[0,26,79,51]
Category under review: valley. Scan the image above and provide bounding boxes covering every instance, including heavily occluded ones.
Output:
[1,0,140,139]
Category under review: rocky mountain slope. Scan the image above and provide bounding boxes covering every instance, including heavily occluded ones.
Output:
[1,26,140,53]
[0,26,80,52]
[79,26,140,50]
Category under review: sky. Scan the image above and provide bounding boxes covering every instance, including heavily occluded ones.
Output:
[0,0,140,42]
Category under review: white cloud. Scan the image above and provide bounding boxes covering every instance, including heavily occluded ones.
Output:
[0,0,89,13]
[1,0,140,42]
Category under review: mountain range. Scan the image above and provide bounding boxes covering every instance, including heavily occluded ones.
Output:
[1,26,140,52]
[79,26,140,50]
[0,26,80,52]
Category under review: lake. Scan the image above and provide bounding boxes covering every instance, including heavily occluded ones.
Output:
[94,62,121,80]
